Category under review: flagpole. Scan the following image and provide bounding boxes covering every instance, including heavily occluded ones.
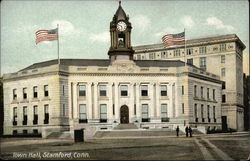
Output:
[184,28,186,66]
[57,24,60,65]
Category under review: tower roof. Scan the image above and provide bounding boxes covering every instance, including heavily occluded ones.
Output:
[114,1,127,21]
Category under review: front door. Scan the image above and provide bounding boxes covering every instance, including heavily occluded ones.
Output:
[222,116,227,132]
[120,105,129,124]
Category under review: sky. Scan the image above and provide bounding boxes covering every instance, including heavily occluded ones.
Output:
[1,0,249,75]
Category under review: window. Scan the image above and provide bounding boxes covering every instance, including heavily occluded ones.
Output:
[187,58,193,65]
[120,85,128,96]
[100,104,107,123]
[79,104,87,123]
[33,129,38,134]
[200,57,206,71]
[141,85,148,96]
[213,89,216,100]
[33,86,38,98]
[194,104,198,122]
[222,94,226,103]
[182,86,184,95]
[44,85,48,97]
[201,104,204,122]
[44,105,49,124]
[201,86,204,98]
[207,88,209,100]
[194,85,197,97]
[62,104,66,116]
[213,106,216,122]
[174,49,180,57]
[222,82,226,89]
[23,106,27,125]
[161,51,167,58]
[160,85,167,96]
[62,85,65,96]
[99,85,107,96]
[207,105,210,122]
[33,106,38,125]
[23,88,27,99]
[134,104,136,115]
[161,104,169,122]
[221,68,226,77]
[113,104,115,115]
[221,55,225,63]
[13,107,17,126]
[182,103,185,114]
[149,53,155,59]
[186,48,193,55]
[199,46,207,54]
[142,104,149,122]
[13,89,17,100]
[79,85,86,96]
[219,44,226,51]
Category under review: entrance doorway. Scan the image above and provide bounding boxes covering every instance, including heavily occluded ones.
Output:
[120,105,129,124]
[222,116,227,131]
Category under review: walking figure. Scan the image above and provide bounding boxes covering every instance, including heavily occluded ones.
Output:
[188,126,192,137]
[176,126,179,137]
[185,126,189,137]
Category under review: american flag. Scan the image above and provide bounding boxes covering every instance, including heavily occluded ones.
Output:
[35,28,58,44]
[162,32,185,47]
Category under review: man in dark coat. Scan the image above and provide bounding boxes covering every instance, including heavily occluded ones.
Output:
[176,126,179,137]
[189,126,192,137]
[185,126,189,137]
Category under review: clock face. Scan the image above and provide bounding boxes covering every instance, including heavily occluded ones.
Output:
[117,21,127,31]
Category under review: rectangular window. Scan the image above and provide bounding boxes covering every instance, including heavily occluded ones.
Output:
[199,46,207,54]
[141,85,148,96]
[201,86,204,98]
[207,88,209,100]
[79,104,87,123]
[33,86,38,98]
[62,104,66,116]
[33,106,38,125]
[213,89,216,100]
[222,82,226,89]
[194,104,198,122]
[222,94,226,103]
[120,85,128,96]
[99,85,107,96]
[113,104,115,115]
[134,104,136,115]
[161,51,167,58]
[161,104,169,122]
[23,106,27,125]
[174,49,180,57]
[160,85,167,96]
[213,106,216,122]
[221,55,225,63]
[186,48,193,55]
[142,104,149,122]
[207,105,210,122]
[44,105,49,124]
[62,85,65,96]
[13,107,17,126]
[194,85,197,97]
[220,44,226,51]
[182,86,184,95]
[221,68,226,77]
[100,104,107,123]
[23,88,27,99]
[200,57,206,71]
[13,89,17,100]
[44,85,48,97]
[187,58,193,65]
[79,85,86,96]
[149,53,155,59]
[182,103,184,114]
[201,104,204,122]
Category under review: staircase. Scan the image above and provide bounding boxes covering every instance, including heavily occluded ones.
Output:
[114,123,138,130]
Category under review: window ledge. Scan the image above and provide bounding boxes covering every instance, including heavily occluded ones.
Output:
[31,98,40,102]
[99,96,109,100]
[78,96,86,100]
[11,100,19,104]
[140,96,150,100]
[20,100,29,103]
[160,96,169,100]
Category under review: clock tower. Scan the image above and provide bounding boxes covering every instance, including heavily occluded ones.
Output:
[108,1,134,61]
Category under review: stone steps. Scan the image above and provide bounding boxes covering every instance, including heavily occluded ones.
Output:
[114,123,138,130]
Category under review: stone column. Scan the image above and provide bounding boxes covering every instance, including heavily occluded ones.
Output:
[72,82,78,119]
[93,82,98,119]
[135,83,140,118]
[129,83,135,119]
[169,83,173,118]
[172,83,176,118]
[155,83,160,118]
[69,82,73,119]
[108,83,113,121]
[174,83,179,117]
[87,82,92,119]
[149,82,155,118]
[114,82,119,120]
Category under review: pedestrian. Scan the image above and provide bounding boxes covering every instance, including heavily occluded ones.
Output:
[189,126,192,137]
[176,126,179,137]
[185,126,189,137]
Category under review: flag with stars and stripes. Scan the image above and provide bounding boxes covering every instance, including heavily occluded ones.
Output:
[35,28,58,44]
[162,32,185,47]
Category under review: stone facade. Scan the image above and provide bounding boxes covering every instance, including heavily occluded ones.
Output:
[133,34,246,131]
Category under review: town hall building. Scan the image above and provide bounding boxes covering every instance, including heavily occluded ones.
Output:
[3,2,226,138]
